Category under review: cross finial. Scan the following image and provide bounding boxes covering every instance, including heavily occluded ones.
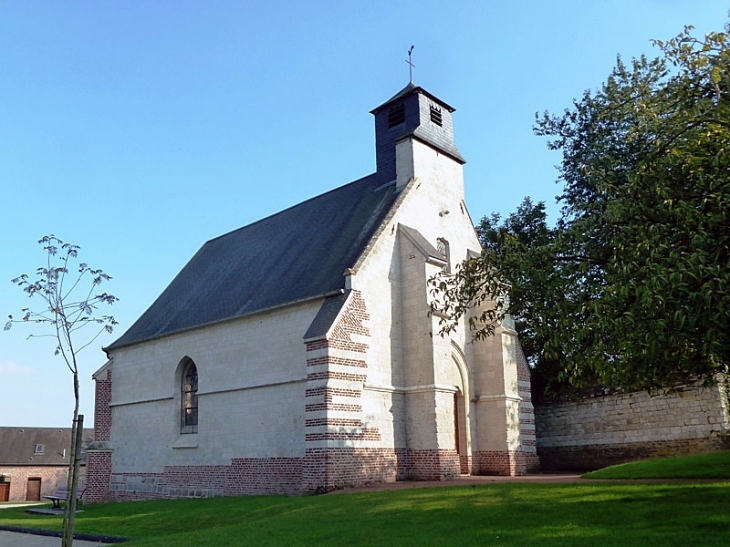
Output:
[406,45,415,83]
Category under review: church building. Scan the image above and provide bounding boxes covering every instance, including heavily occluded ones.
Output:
[86,82,539,502]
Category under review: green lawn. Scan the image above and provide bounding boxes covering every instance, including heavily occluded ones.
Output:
[584,450,730,479]
[1,481,729,546]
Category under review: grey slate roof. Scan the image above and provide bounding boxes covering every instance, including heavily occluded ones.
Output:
[107,174,400,350]
[370,82,457,114]
[302,291,350,340]
[0,427,94,466]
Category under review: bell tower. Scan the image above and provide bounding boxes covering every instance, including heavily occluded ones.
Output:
[370,83,465,186]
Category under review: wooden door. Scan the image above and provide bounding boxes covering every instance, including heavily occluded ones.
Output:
[453,393,461,454]
[0,483,9,502]
[26,478,41,501]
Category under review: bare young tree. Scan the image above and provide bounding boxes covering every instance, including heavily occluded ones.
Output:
[5,235,118,547]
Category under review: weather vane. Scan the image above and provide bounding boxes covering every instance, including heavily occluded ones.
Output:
[406,45,415,83]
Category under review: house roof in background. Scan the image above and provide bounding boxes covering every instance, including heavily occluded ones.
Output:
[0,427,94,466]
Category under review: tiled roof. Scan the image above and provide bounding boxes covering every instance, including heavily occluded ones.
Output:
[0,427,94,466]
[107,174,400,350]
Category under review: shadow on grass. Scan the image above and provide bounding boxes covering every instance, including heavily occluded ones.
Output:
[1,483,729,546]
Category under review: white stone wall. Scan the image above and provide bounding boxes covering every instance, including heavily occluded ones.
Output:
[108,301,320,473]
[348,137,483,456]
[536,381,730,470]
[346,135,539,475]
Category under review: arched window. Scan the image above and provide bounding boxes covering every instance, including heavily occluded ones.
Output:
[180,359,198,434]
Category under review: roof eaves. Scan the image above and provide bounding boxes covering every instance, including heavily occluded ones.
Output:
[105,288,347,352]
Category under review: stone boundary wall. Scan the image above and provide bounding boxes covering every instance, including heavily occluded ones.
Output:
[535,380,730,471]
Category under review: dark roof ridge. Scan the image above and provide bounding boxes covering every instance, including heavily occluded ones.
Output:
[370,83,456,114]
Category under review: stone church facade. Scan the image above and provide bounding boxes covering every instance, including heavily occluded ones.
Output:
[86,83,538,503]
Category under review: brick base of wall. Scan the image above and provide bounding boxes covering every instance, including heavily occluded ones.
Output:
[226,458,302,496]
[303,448,407,494]
[404,449,460,481]
[459,454,472,475]
[109,458,305,501]
[473,450,540,476]
[96,448,533,502]
[538,436,730,472]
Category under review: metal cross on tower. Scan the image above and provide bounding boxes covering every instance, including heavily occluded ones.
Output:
[406,45,415,83]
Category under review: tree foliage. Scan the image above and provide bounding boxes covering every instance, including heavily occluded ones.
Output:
[474,198,555,369]
[431,22,730,394]
[5,235,118,547]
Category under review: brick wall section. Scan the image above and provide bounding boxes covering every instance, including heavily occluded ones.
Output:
[93,368,112,441]
[405,449,459,480]
[85,452,112,504]
[0,465,82,502]
[536,380,730,471]
[303,290,389,493]
[303,448,406,494]
[226,458,302,496]
[86,366,113,504]
[108,459,303,500]
[474,450,541,476]
[460,454,472,474]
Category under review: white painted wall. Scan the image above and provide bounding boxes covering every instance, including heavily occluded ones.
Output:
[108,301,320,473]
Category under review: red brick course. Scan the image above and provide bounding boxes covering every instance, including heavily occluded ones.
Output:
[474,450,540,476]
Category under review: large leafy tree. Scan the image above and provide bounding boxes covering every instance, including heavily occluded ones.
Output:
[432,22,730,393]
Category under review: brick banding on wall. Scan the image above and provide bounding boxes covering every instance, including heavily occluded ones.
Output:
[303,290,390,493]
[305,403,362,412]
[305,386,361,399]
[305,418,364,427]
[306,371,366,382]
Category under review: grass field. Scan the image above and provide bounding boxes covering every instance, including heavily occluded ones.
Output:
[1,452,728,546]
[583,450,730,479]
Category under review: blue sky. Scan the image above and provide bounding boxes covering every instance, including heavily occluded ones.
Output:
[1,1,727,427]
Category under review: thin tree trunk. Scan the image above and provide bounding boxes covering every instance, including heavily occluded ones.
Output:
[61,373,81,547]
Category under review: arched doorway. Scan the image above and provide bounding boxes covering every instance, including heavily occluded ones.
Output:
[447,346,471,475]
